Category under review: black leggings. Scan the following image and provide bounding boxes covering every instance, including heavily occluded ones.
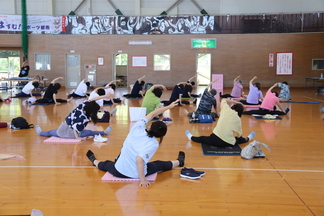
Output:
[98,160,173,178]
[191,133,247,148]
[243,108,286,115]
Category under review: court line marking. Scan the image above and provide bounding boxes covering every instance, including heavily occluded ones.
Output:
[0,166,324,173]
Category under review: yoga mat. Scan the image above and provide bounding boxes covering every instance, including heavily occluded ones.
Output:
[252,114,282,120]
[31,102,55,105]
[201,143,241,156]
[280,101,321,103]
[101,172,157,182]
[44,136,82,143]
[124,96,142,99]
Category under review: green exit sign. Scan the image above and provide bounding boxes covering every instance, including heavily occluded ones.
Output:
[191,38,217,48]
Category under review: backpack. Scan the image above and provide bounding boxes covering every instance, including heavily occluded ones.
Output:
[240,140,271,159]
[10,117,34,130]
[97,111,110,122]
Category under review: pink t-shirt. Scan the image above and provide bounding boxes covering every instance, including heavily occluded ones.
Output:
[230,81,243,98]
[260,91,279,111]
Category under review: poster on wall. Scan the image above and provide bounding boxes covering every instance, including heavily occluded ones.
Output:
[276,52,293,75]
[132,56,147,67]
[269,53,274,67]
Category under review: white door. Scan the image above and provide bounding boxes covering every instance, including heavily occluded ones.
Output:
[196,53,211,86]
[65,54,80,88]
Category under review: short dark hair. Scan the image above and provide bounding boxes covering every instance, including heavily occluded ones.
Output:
[97,88,105,96]
[109,84,116,91]
[272,91,279,97]
[282,81,288,85]
[53,83,61,90]
[140,81,145,86]
[84,101,100,124]
[190,81,195,86]
[85,82,91,87]
[255,82,261,90]
[32,81,39,88]
[231,104,244,117]
[147,121,167,143]
[152,88,162,98]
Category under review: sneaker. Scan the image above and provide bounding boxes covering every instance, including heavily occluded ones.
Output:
[182,167,205,177]
[94,134,108,142]
[177,151,185,167]
[86,150,97,165]
[180,168,201,179]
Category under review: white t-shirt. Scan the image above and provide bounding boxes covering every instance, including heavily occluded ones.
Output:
[89,91,103,107]
[115,118,159,178]
[22,81,34,95]
[74,81,87,96]
[103,87,114,101]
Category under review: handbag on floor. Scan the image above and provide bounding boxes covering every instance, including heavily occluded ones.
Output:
[241,140,271,159]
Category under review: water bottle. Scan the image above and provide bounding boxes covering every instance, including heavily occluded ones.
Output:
[321,73,323,79]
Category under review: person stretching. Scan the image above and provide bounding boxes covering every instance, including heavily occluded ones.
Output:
[186,99,255,147]
[86,100,185,187]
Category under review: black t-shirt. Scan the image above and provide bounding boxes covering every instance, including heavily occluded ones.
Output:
[43,83,58,100]
[19,67,29,77]
[183,84,193,98]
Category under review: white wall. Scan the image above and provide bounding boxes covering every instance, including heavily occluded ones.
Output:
[0,0,323,16]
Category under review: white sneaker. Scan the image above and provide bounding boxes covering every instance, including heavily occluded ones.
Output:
[94,134,108,142]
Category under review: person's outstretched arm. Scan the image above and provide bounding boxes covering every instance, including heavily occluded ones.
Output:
[268,82,278,92]
[151,84,167,91]
[51,77,64,84]
[234,75,240,83]
[137,75,145,82]
[89,93,114,102]
[207,78,218,90]
[249,76,257,86]
[187,75,196,82]
[106,79,121,86]
[145,100,179,121]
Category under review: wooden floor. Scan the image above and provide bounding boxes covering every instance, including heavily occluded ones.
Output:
[0,86,324,216]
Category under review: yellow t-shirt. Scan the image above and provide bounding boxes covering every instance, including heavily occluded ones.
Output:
[213,100,242,145]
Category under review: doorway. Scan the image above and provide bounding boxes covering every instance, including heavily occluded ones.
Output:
[65,53,80,88]
[113,53,128,88]
[196,53,211,86]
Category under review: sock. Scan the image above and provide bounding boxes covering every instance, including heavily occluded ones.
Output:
[247,131,256,141]
[320,105,324,112]
[177,151,185,167]
[185,130,192,141]
[105,126,112,135]
[111,108,117,116]
[86,150,96,165]
[285,107,290,114]
[35,125,42,135]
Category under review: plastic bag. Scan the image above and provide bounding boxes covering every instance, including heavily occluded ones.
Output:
[241,140,270,159]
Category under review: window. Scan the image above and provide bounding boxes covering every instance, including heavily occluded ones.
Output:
[35,54,51,70]
[154,54,170,71]
[312,59,324,70]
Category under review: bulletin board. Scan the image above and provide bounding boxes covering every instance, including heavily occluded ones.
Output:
[132,56,147,67]
[276,52,293,75]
